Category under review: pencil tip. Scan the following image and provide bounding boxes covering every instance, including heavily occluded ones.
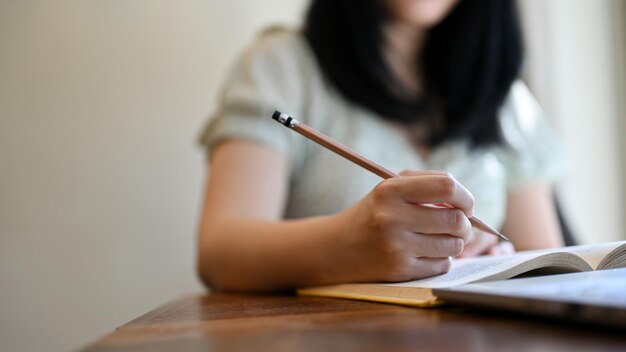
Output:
[272,110,282,121]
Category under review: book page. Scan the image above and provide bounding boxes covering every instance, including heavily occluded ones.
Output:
[517,241,626,269]
[386,253,540,289]
[385,241,626,289]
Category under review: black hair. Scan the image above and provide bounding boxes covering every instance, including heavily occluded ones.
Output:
[304,0,523,147]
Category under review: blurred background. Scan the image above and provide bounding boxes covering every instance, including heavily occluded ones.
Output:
[0,1,624,351]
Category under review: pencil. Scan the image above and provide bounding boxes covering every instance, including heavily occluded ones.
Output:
[272,110,509,242]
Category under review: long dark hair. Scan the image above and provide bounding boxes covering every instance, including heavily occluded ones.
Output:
[304,0,523,147]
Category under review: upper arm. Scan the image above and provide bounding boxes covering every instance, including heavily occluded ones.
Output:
[201,139,290,224]
[500,183,564,250]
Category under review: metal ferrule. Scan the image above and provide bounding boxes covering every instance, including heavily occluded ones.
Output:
[278,112,300,128]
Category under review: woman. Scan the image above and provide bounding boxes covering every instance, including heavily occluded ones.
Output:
[197,0,564,291]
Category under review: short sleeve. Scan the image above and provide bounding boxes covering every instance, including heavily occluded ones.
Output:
[495,81,566,191]
[198,28,307,168]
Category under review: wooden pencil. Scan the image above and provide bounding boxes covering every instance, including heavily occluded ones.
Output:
[272,110,509,242]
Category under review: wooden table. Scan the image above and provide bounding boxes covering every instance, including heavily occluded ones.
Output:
[82,293,626,351]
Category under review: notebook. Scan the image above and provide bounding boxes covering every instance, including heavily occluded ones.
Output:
[298,241,626,307]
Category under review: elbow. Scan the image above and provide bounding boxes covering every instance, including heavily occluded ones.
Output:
[196,224,286,293]
[196,235,246,292]
[196,227,224,291]
[196,255,217,291]
[197,256,230,292]
[196,242,283,293]
[196,217,247,291]
[196,258,251,292]
[196,240,227,292]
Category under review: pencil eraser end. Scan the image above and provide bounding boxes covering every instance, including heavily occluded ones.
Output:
[272,110,282,121]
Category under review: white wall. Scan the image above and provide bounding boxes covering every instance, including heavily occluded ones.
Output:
[0,1,306,351]
[616,1,626,222]
[520,0,625,244]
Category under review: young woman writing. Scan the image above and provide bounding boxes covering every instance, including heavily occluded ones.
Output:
[197,0,565,292]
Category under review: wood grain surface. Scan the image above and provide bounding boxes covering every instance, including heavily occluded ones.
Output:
[81,293,626,352]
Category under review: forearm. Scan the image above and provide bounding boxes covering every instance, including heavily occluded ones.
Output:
[501,184,564,250]
[197,214,346,292]
[198,142,477,291]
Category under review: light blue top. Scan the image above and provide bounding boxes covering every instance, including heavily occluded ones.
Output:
[199,28,565,230]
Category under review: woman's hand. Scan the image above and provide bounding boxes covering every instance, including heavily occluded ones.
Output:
[458,229,516,258]
[331,170,476,283]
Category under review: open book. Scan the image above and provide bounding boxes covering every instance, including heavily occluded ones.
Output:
[298,241,626,307]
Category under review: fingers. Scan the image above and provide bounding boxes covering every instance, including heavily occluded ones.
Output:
[387,257,452,282]
[401,232,466,257]
[382,174,475,217]
[458,230,498,257]
[459,229,517,258]
[488,242,516,256]
[390,204,473,241]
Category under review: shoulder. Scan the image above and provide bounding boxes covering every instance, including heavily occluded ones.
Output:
[498,80,545,150]
[213,26,317,112]
[200,27,319,168]
[237,26,315,76]
[494,80,566,189]
[250,26,305,52]
[501,80,542,119]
